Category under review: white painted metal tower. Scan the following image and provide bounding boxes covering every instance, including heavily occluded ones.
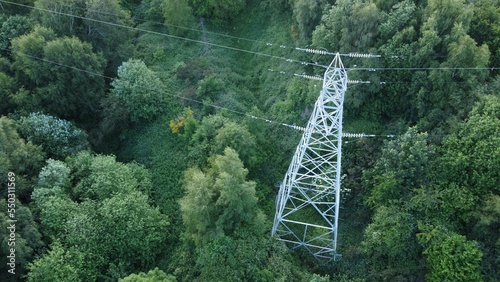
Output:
[272,53,347,261]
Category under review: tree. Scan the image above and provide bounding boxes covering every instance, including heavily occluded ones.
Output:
[0,15,33,55]
[0,70,15,114]
[0,117,45,200]
[33,0,86,36]
[312,0,382,52]
[179,148,264,246]
[120,267,177,282]
[361,206,421,280]
[436,94,500,223]
[67,151,152,201]
[31,152,169,280]
[189,115,256,167]
[0,200,43,280]
[26,243,92,282]
[17,112,89,159]
[111,59,170,122]
[162,0,195,36]
[364,127,434,209]
[83,0,136,74]
[292,0,327,39]
[188,0,246,24]
[11,27,106,122]
[417,224,483,282]
[33,0,135,75]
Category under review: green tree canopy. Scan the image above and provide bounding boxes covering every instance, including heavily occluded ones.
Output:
[364,127,434,209]
[180,148,264,246]
[417,223,482,282]
[111,59,170,122]
[30,152,169,280]
[189,114,256,167]
[188,0,246,24]
[17,112,89,159]
[11,26,106,122]
[0,116,45,200]
[0,200,43,280]
[120,267,177,282]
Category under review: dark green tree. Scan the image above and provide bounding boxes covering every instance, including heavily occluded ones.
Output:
[11,27,106,122]
[162,0,195,36]
[30,152,169,280]
[0,117,45,200]
[188,0,246,24]
[364,127,434,209]
[361,206,422,280]
[0,200,43,281]
[0,15,33,55]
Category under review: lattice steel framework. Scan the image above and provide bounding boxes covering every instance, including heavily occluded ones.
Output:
[272,53,347,261]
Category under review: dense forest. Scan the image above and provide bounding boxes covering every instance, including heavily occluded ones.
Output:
[0,0,499,281]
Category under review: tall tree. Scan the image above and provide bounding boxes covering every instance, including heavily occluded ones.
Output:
[30,152,169,280]
[11,27,106,122]
[364,127,434,209]
[179,148,264,246]
[111,59,170,122]
[417,224,482,282]
[0,117,45,200]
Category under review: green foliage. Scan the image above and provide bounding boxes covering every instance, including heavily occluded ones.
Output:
[0,116,45,199]
[0,15,33,54]
[364,127,434,208]
[189,115,257,167]
[361,206,421,280]
[0,70,15,114]
[188,0,246,24]
[378,0,416,41]
[111,59,170,122]
[196,75,224,100]
[162,0,195,36]
[84,0,136,73]
[67,151,152,201]
[11,26,106,122]
[180,148,264,246]
[26,243,92,282]
[436,95,500,222]
[33,0,135,74]
[33,0,86,36]
[0,200,43,280]
[193,235,294,282]
[32,159,71,201]
[17,112,89,159]
[417,224,483,282]
[312,0,382,52]
[291,0,326,39]
[120,267,177,282]
[31,152,169,280]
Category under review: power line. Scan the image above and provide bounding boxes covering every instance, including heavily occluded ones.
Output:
[3,46,397,139]
[21,0,395,59]
[0,0,329,69]
[0,47,306,132]
[3,1,497,72]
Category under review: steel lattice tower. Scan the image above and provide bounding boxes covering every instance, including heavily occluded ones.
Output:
[272,53,347,261]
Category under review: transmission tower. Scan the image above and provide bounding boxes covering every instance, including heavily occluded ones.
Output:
[272,53,347,261]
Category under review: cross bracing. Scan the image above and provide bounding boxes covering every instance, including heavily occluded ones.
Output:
[272,53,347,262]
